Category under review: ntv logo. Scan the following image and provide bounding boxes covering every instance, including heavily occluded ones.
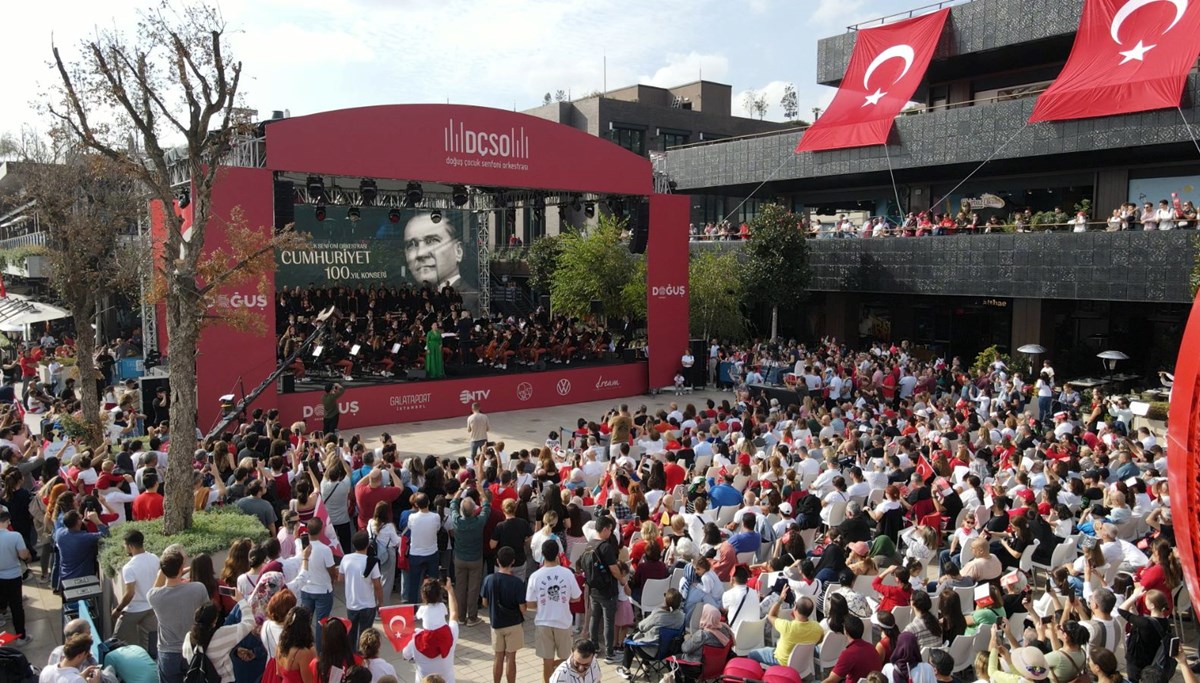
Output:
[444,119,530,159]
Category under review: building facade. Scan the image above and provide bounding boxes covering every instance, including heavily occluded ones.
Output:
[670,0,1200,379]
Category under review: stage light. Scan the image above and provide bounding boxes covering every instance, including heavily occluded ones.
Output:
[388,208,401,224]
[405,181,423,208]
[451,185,469,207]
[306,175,325,200]
[430,210,443,224]
[176,188,190,209]
[348,206,361,222]
[314,204,327,221]
[584,201,595,218]
[359,179,378,205]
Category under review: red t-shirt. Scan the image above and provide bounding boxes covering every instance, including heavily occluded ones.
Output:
[664,463,686,491]
[833,638,882,681]
[488,484,518,507]
[17,356,36,379]
[354,481,401,529]
[132,492,164,521]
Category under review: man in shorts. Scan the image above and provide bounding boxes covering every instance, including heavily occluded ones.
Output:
[526,539,581,683]
[481,546,527,683]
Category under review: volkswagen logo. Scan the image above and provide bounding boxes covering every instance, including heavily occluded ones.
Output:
[556,379,572,396]
[516,382,534,401]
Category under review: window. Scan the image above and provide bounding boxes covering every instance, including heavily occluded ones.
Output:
[608,126,644,155]
[662,131,689,150]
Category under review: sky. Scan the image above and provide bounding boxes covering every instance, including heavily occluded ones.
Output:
[0,0,937,136]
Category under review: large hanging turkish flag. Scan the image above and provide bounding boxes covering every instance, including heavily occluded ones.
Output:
[796,9,949,153]
[1031,0,1200,122]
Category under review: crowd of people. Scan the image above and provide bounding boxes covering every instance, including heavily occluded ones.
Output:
[691,198,1200,241]
[16,334,1191,683]
[277,284,628,383]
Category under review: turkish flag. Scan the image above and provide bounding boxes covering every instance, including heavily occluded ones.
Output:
[1030,0,1200,122]
[796,8,949,152]
[915,454,934,482]
[379,604,416,652]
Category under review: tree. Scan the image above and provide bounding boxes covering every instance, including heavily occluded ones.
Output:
[554,89,567,102]
[741,90,759,118]
[741,204,810,340]
[780,83,799,122]
[22,150,147,445]
[48,4,303,534]
[543,92,552,106]
[812,106,824,121]
[549,215,644,320]
[527,233,563,294]
[690,250,745,341]
[752,92,769,120]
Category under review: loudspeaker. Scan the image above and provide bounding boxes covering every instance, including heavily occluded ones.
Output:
[622,348,638,363]
[408,368,427,379]
[278,373,295,394]
[274,180,295,232]
[689,338,707,388]
[628,200,650,254]
[590,299,604,316]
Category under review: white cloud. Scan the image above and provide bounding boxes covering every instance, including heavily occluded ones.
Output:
[745,0,770,14]
[810,0,870,28]
[640,52,730,88]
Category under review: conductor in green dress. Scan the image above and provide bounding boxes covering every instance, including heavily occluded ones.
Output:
[425,321,444,379]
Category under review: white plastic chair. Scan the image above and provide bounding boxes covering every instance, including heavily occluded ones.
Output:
[1018,540,1040,574]
[1032,536,1078,581]
[893,605,914,631]
[733,617,766,656]
[954,585,975,614]
[638,577,670,615]
[715,505,738,527]
[787,642,816,680]
[817,632,848,672]
[736,551,757,565]
[826,501,848,527]
[946,634,975,672]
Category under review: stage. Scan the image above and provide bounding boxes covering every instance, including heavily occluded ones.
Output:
[278,361,648,431]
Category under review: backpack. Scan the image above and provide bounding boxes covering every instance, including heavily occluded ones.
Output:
[795,494,822,530]
[183,645,221,683]
[364,527,380,578]
[0,647,37,683]
[580,544,616,594]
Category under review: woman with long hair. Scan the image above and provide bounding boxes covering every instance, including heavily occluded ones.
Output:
[903,590,943,649]
[875,610,900,663]
[221,538,253,587]
[2,468,34,560]
[192,553,236,619]
[368,501,400,599]
[182,599,256,683]
[260,586,297,657]
[312,617,356,683]
[276,606,317,683]
[938,589,968,643]
[1139,539,1183,614]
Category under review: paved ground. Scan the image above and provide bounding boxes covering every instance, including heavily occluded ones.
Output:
[21,388,729,683]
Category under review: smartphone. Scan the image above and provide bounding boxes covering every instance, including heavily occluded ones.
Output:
[439,567,449,583]
[300,534,310,550]
[218,585,236,597]
[1168,637,1181,658]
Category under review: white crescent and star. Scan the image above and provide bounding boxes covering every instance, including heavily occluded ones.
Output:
[1109,0,1188,64]
[861,44,916,107]
[388,614,409,636]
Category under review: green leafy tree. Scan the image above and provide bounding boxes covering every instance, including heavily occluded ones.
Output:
[690,250,745,341]
[780,83,799,122]
[527,234,563,293]
[549,216,642,319]
[741,203,810,339]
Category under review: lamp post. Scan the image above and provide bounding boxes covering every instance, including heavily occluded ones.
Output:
[1097,350,1129,386]
[1018,343,1047,378]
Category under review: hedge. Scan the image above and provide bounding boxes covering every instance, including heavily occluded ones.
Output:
[99,507,271,578]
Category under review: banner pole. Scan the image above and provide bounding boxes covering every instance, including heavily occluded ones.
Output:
[884,142,904,224]
[928,120,1031,211]
[1177,106,1200,157]
[720,155,793,226]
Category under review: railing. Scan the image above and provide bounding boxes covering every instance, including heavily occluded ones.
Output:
[688,220,1197,241]
[493,246,531,261]
[846,0,964,31]
[0,232,48,250]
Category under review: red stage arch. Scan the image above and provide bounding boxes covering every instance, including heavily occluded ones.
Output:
[1167,293,1200,601]
[169,105,690,430]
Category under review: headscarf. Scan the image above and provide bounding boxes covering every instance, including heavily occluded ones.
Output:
[869,534,896,558]
[889,632,922,683]
[248,571,285,631]
[699,605,731,646]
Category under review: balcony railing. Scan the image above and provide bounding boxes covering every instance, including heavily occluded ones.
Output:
[0,232,47,251]
[845,0,964,31]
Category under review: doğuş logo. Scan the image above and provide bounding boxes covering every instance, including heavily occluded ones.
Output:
[459,389,491,404]
[555,379,572,396]
[444,118,530,159]
[215,293,269,309]
[516,382,534,401]
[302,401,360,419]
[651,285,686,298]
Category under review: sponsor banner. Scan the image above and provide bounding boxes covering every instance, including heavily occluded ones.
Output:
[277,363,647,431]
[646,194,691,389]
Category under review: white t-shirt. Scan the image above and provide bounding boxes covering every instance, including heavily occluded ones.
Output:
[297,540,335,595]
[722,584,761,633]
[408,510,442,557]
[526,565,580,629]
[339,552,381,610]
[120,552,160,613]
[365,657,396,681]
